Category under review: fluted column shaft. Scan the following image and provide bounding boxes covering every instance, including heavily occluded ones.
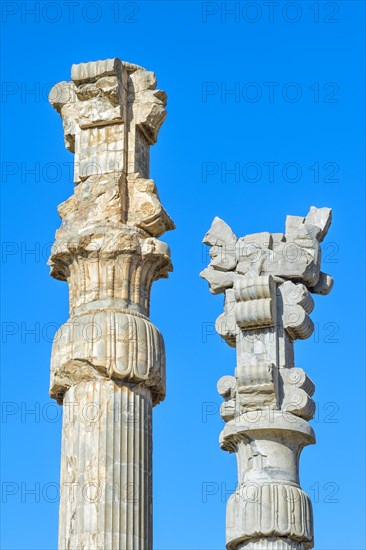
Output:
[59,381,152,550]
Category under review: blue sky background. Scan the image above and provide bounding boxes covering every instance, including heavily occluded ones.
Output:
[1,1,365,549]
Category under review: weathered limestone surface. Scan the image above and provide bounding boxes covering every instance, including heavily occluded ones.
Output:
[200,208,333,550]
[49,58,174,550]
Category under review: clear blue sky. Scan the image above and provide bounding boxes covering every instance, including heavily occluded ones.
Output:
[1,2,365,549]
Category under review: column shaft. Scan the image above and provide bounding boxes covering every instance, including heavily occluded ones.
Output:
[59,381,152,550]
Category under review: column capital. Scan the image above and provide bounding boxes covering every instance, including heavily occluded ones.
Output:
[49,58,174,405]
[201,207,333,342]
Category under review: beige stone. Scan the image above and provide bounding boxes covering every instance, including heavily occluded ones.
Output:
[49,58,174,550]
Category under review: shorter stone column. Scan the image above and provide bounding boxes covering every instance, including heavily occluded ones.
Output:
[201,208,333,550]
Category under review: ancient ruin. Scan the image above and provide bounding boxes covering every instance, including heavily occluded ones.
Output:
[48,58,174,549]
[48,56,334,550]
[201,208,333,550]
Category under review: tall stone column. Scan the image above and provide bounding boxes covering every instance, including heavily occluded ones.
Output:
[48,58,174,549]
[200,208,333,550]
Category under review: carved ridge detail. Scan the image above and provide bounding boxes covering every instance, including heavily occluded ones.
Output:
[227,483,313,548]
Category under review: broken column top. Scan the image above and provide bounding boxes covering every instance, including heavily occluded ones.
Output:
[48,58,174,303]
[200,206,333,296]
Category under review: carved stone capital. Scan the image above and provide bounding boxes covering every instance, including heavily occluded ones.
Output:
[200,207,333,296]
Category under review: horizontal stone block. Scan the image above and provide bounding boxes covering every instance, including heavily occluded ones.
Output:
[72,58,121,83]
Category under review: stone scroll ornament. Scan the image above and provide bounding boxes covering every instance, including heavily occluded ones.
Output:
[48,58,174,550]
[200,208,333,550]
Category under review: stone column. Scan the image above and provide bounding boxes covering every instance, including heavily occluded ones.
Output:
[200,208,333,550]
[48,58,174,550]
